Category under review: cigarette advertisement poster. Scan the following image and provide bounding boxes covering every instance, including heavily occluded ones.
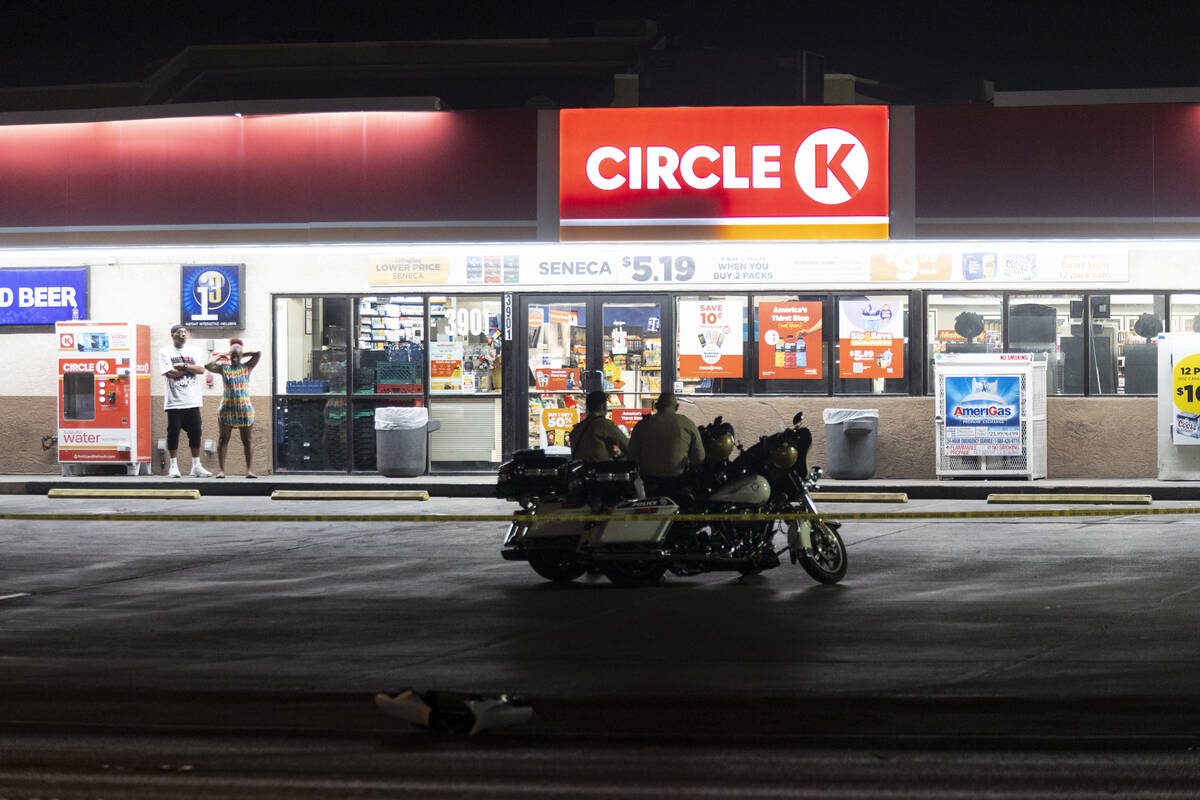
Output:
[678,298,745,379]
[429,342,463,392]
[943,375,1021,456]
[758,301,822,379]
[540,406,579,450]
[838,296,905,379]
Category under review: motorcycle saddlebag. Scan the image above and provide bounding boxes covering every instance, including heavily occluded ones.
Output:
[581,459,643,503]
[595,497,678,544]
[495,449,581,500]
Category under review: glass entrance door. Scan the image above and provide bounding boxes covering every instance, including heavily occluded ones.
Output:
[520,295,669,454]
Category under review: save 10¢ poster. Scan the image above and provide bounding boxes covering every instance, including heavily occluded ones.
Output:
[678,298,745,378]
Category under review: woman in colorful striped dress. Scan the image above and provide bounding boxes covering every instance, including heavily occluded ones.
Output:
[205,338,262,478]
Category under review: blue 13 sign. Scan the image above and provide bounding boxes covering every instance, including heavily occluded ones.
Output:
[180,264,244,329]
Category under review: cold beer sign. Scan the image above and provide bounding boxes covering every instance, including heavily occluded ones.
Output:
[559,106,889,241]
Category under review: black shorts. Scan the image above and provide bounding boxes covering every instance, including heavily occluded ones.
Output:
[166,407,203,450]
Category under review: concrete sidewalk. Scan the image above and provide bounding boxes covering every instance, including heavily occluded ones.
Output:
[1,471,1197,499]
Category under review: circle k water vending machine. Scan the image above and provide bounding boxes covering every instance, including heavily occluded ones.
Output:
[56,321,152,475]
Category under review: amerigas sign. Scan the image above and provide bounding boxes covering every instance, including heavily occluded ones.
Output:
[559,106,889,241]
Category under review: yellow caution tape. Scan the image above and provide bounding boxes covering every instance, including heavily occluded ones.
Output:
[2,505,1200,524]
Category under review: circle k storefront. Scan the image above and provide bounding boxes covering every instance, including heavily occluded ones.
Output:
[4,101,1200,478]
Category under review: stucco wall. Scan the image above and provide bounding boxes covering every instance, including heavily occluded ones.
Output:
[8,394,1159,478]
[13,396,272,476]
[678,396,1157,480]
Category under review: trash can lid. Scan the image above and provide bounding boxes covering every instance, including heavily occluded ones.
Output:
[375,406,429,430]
[822,408,879,424]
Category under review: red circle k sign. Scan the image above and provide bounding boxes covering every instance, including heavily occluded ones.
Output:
[559,106,888,240]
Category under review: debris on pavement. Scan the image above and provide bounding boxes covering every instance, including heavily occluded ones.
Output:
[375,688,533,736]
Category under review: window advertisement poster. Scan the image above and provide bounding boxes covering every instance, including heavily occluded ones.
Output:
[0,267,87,325]
[758,301,822,379]
[611,408,650,437]
[838,295,904,379]
[944,375,1022,456]
[534,368,581,391]
[429,341,463,392]
[678,298,745,378]
[540,406,580,450]
[1170,345,1200,445]
[180,264,244,329]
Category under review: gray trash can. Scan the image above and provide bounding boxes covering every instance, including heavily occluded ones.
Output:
[375,407,442,477]
[822,408,879,479]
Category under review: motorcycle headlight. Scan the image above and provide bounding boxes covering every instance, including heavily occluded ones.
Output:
[768,443,798,470]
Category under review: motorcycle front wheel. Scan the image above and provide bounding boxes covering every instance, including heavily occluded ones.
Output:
[527,552,588,583]
[601,560,667,587]
[799,520,847,584]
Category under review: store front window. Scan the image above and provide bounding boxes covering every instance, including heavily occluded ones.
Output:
[752,295,828,394]
[526,300,587,452]
[675,295,748,396]
[834,294,910,394]
[925,294,1003,387]
[428,295,503,469]
[1100,294,1165,395]
[1170,293,1200,334]
[274,294,427,473]
[1006,294,1080,395]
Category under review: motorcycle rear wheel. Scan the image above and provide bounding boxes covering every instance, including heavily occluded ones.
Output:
[601,560,667,587]
[799,520,847,584]
[527,552,588,583]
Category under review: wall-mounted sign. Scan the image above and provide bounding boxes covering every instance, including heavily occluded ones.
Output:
[0,267,87,326]
[838,295,905,379]
[559,106,889,241]
[758,301,822,379]
[369,256,451,285]
[943,375,1021,456]
[180,264,243,329]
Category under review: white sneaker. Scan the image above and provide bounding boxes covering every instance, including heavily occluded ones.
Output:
[168,462,181,478]
[190,463,213,478]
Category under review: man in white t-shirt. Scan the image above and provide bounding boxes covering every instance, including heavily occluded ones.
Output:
[159,324,212,478]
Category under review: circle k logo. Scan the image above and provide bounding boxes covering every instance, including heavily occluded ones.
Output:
[95,361,109,375]
[795,128,869,205]
[60,333,74,348]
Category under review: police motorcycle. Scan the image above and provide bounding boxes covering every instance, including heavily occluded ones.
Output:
[497,412,847,587]
[586,412,847,586]
[495,448,643,583]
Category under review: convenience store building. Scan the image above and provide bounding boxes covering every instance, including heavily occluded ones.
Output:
[5,101,1199,478]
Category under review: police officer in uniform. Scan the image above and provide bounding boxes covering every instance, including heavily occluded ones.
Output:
[627,391,705,500]
[569,390,629,463]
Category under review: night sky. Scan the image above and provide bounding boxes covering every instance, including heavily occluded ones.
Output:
[1,0,1196,93]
